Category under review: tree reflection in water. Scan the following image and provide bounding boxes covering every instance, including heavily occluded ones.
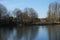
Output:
[47,25,60,40]
[17,26,39,40]
[0,26,39,40]
[0,25,60,40]
[0,28,17,40]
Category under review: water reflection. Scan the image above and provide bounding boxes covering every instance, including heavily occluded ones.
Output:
[0,25,60,40]
[17,26,39,40]
[35,26,49,40]
[48,25,60,40]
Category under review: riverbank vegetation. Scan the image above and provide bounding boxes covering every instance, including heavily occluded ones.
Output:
[0,2,60,26]
[47,2,60,23]
[0,4,40,26]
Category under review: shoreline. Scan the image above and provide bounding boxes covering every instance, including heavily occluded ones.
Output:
[0,22,60,28]
[0,22,60,26]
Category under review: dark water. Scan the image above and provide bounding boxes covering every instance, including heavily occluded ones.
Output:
[0,25,60,40]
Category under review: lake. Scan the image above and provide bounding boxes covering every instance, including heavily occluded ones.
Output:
[0,25,60,40]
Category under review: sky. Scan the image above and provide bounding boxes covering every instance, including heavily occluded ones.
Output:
[0,0,60,18]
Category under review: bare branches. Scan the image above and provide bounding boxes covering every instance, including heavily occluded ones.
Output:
[47,2,60,22]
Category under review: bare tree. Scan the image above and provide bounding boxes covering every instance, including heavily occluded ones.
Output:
[23,8,31,22]
[0,4,7,18]
[47,2,60,22]
[28,8,38,22]
[24,8,38,18]
[24,8,38,23]
[13,8,22,20]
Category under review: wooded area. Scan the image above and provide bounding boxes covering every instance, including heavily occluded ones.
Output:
[47,2,60,23]
[0,4,39,25]
[0,2,60,26]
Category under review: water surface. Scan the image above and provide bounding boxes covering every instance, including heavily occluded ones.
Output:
[0,25,60,40]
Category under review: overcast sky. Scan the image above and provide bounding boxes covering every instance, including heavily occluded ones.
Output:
[0,0,60,18]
